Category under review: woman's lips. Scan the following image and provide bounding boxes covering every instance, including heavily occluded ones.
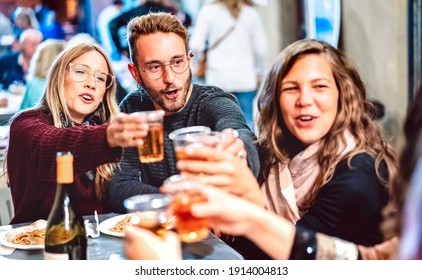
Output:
[295,115,317,127]
[80,94,94,103]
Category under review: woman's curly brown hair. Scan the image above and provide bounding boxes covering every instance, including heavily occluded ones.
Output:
[257,39,398,211]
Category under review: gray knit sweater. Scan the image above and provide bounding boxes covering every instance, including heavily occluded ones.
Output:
[105,84,260,213]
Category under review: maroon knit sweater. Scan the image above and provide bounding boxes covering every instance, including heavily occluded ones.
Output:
[7,110,122,224]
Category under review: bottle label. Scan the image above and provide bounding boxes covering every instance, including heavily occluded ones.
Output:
[44,251,69,260]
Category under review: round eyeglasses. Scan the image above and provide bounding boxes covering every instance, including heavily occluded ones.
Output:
[133,55,192,80]
[68,63,114,89]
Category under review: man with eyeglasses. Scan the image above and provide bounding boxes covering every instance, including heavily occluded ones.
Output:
[105,12,260,214]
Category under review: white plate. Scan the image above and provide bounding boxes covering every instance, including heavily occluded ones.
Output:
[1,220,47,250]
[98,214,132,238]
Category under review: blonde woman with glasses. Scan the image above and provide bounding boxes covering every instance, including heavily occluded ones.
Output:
[7,42,151,224]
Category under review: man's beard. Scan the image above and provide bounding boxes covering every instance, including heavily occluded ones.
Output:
[140,70,192,113]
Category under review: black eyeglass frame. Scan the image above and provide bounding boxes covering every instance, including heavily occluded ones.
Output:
[132,53,193,80]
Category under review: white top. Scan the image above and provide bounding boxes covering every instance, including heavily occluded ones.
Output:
[189,3,268,92]
[96,5,122,57]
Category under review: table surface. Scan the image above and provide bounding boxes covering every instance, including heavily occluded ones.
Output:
[2,213,244,260]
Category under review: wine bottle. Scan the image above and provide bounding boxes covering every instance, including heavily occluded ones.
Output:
[44,151,87,260]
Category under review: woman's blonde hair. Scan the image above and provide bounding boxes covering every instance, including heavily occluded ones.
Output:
[257,39,398,210]
[35,42,119,198]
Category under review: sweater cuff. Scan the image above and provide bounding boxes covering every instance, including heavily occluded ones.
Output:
[100,124,123,163]
[289,225,317,260]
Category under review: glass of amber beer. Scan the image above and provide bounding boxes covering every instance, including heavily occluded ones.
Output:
[164,174,209,243]
[123,193,174,237]
[136,110,165,163]
[170,126,227,160]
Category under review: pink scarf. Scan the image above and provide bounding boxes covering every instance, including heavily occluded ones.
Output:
[262,130,357,222]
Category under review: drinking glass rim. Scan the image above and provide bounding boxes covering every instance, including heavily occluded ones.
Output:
[169,126,211,140]
[163,174,206,191]
[132,110,165,121]
[123,193,172,211]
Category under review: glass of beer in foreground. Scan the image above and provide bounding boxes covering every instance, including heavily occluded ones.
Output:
[136,110,165,163]
[170,126,226,160]
[164,174,209,243]
[123,193,174,237]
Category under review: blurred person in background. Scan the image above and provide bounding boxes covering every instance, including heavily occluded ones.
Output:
[0,11,14,56]
[0,28,43,89]
[15,0,65,40]
[96,0,132,102]
[109,0,172,59]
[0,11,13,37]
[189,0,268,130]
[395,82,422,260]
[96,0,124,61]
[11,7,40,45]
[400,159,422,260]
[20,38,66,109]
[6,42,150,224]
[32,0,65,40]
[10,7,39,51]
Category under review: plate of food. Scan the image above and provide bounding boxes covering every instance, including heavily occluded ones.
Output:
[1,220,47,250]
[97,214,134,237]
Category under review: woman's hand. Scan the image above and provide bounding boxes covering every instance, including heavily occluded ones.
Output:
[159,184,296,260]
[124,226,182,260]
[106,112,154,148]
[218,128,248,166]
[175,145,264,207]
[187,185,261,236]
[161,183,258,236]
[189,185,295,260]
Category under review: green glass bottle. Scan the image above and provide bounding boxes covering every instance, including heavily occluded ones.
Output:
[44,151,87,260]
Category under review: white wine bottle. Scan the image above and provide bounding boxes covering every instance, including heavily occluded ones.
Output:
[44,151,87,260]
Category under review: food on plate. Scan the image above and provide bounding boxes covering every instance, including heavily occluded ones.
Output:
[109,215,134,233]
[11,220,47,246]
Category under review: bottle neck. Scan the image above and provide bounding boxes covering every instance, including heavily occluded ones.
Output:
[52,183,72,209]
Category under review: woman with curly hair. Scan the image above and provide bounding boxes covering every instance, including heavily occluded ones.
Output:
[172,39,398,259]
[257,38,397,246]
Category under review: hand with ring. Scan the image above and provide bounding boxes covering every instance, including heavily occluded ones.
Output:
[217,128,248,166]
[237,150,245,160]
[175,145,264,207]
